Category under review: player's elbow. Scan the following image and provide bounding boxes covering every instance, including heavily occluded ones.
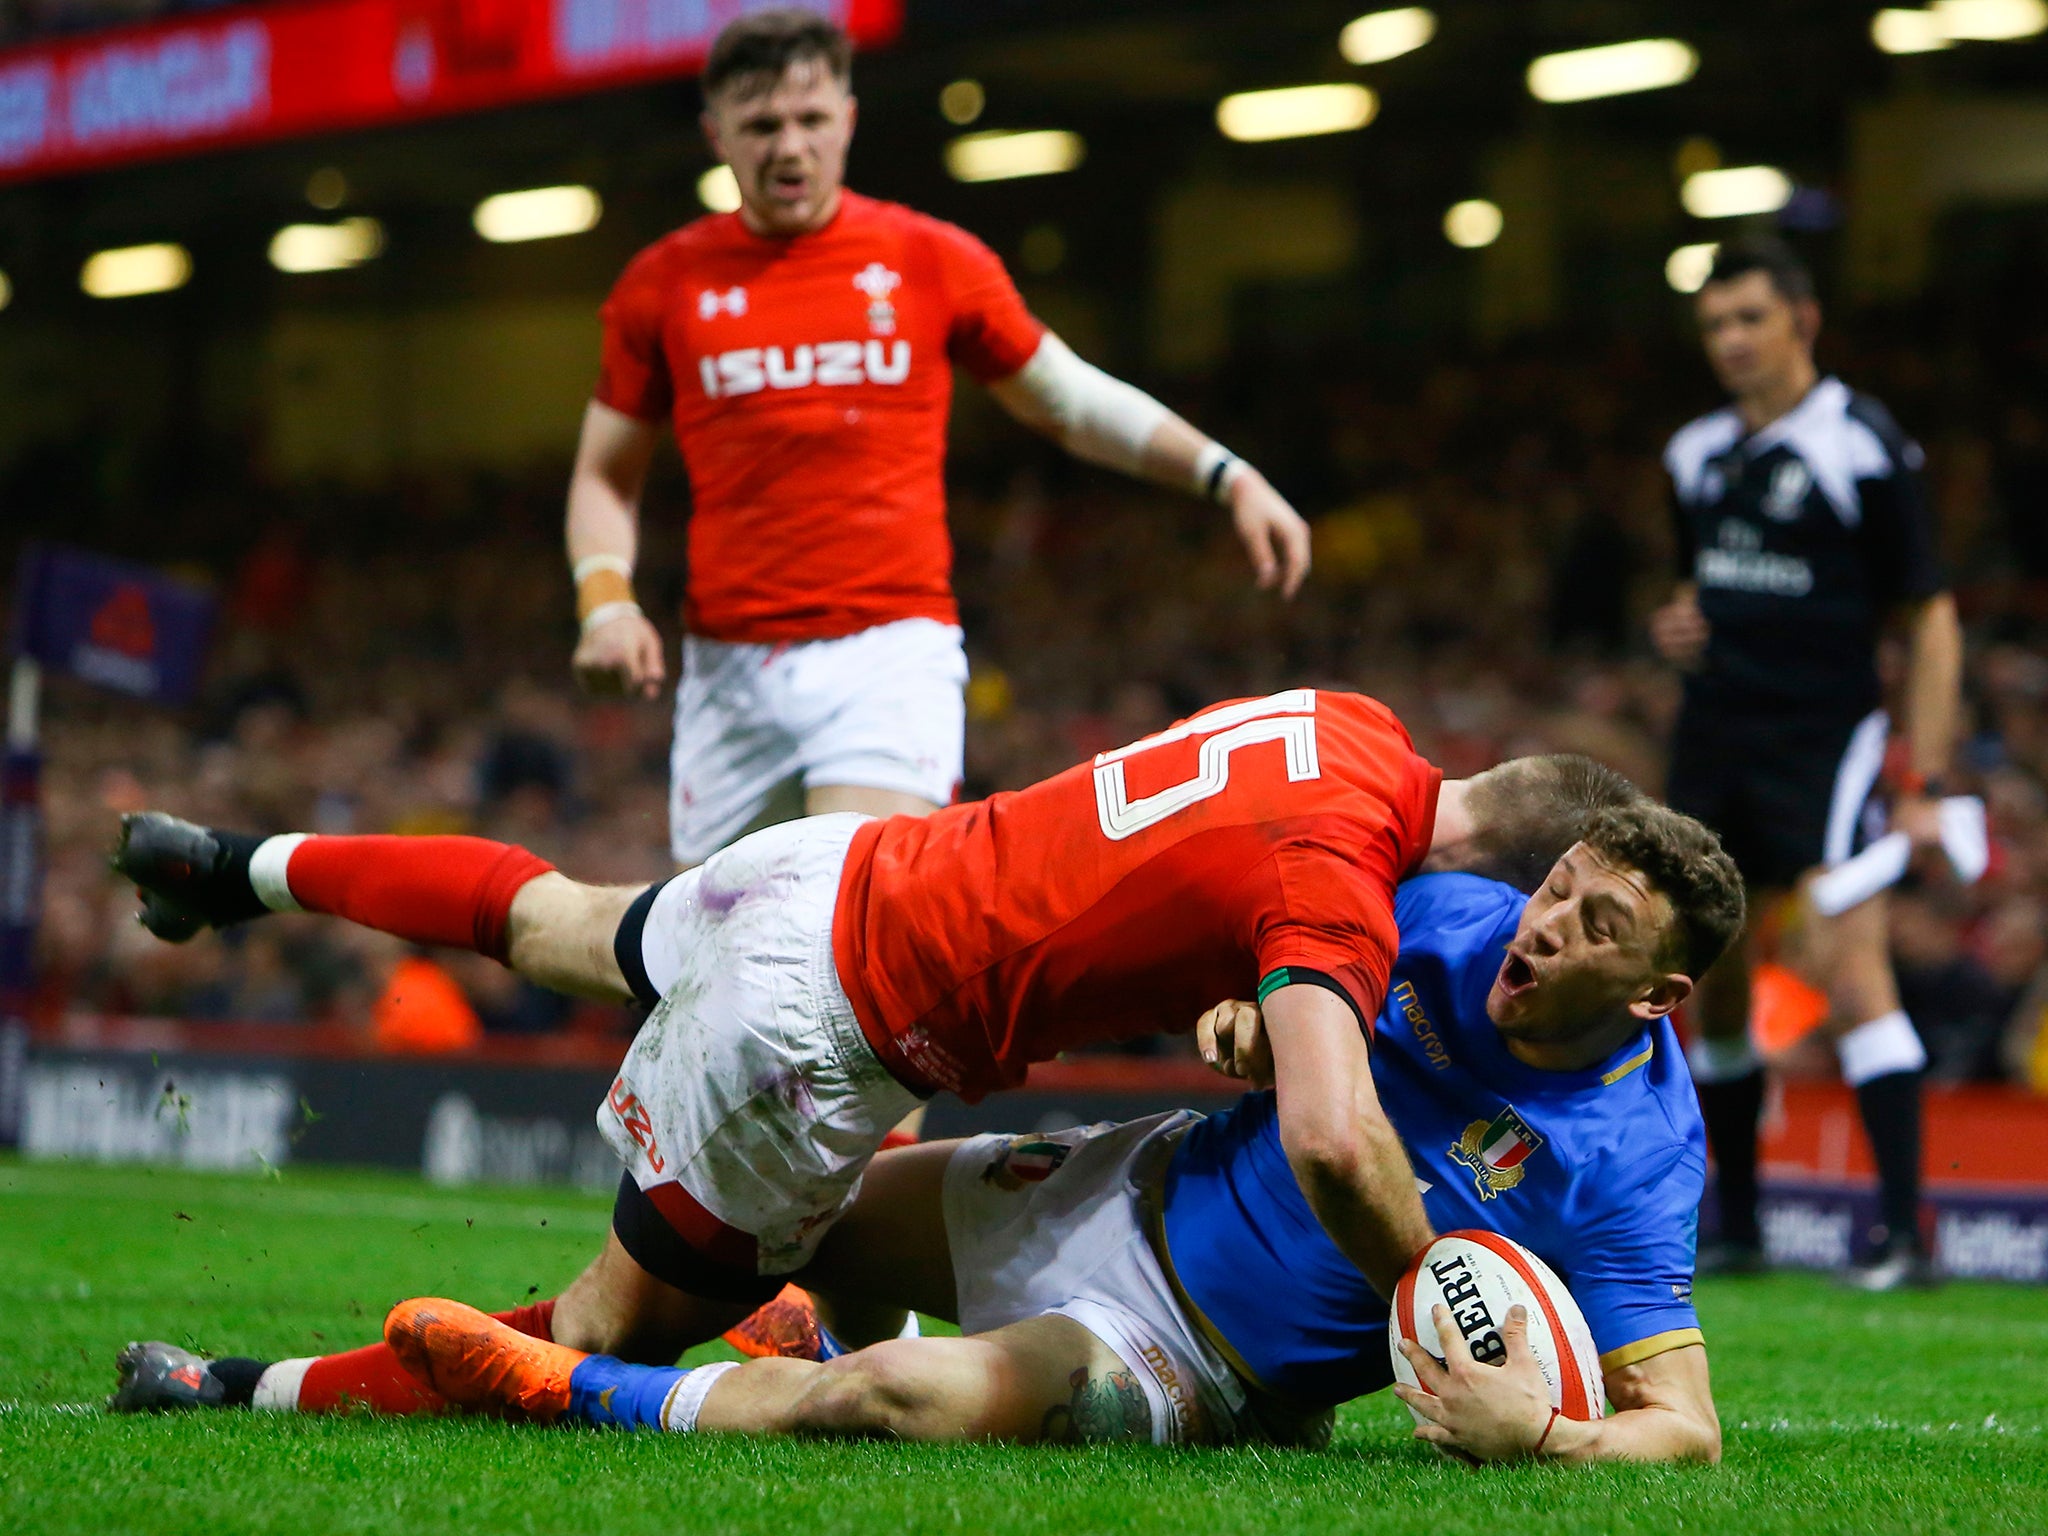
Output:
[1279,1115,1366,1195]
[1688,1401,1724,1464]
[1636,1396,1723,1464]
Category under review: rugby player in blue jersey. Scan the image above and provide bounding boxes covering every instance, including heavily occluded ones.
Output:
[372,783,1741,1463]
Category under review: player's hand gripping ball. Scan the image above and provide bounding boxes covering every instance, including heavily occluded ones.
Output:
[1390,1231,1604,1462]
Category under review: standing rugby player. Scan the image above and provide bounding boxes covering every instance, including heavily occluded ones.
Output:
[567,10,1310,866]
[1651,237,1962,1288]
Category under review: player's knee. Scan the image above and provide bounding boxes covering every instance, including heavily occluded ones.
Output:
[791,1344,946,1438]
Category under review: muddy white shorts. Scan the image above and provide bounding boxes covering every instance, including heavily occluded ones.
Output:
[669,618,968,865]
[597,813,922,1276]
[945,1112,1330,1447]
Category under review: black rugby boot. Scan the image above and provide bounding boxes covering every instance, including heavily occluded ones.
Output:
[108,1342,228,1411]
[111,812,270,942]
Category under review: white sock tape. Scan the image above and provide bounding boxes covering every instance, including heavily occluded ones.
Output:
[1686,1034,1760,1084]
[248,834,309,914]
[251,1356,316,1412]
[1837,1010,1926,1087]
[661,1360,740,1433]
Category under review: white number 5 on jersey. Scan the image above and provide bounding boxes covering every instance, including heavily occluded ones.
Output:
[1093,689,1320,840]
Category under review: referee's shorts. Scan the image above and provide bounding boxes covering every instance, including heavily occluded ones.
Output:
[1665,703,1890,893]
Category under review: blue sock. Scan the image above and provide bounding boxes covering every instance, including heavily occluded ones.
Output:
[566,1355,691,1431]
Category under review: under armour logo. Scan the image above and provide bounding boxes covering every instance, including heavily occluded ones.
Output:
[698,287,748,319]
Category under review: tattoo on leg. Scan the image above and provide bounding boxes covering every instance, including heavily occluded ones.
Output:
[1040,1366,1149,1444]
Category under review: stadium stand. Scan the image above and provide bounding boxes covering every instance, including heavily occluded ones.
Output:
[9,324,2048,1089]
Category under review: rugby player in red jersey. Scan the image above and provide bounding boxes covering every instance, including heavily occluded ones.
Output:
[565,10,1312,866]
[110,693,1707,1424]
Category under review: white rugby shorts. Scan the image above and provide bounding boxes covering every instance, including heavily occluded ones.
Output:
[669,617,968,865]
[597,813,922,1276]
[945,1113,1330,1447]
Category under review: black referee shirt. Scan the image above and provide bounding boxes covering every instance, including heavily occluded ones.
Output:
[1665,376,1943,715]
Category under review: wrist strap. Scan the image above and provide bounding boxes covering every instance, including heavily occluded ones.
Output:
[1897,768,1948,799]
[1192,442,1246,504]
[572,553,634,583]
[582,599,643,636]
[1532,1405,1563,1457]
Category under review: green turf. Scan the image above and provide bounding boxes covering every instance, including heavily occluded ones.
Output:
[3,1157,2045,1535]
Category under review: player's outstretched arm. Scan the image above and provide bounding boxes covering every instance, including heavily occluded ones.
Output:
[1398,1307,1720,1464]
[566,399,667,701]
[1262,983,1435,1298]
[987,334,1311,598]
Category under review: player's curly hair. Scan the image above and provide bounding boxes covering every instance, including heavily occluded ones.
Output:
[704,8,853,100]
[1583,802,1746,979]
[1449,753,1644,895]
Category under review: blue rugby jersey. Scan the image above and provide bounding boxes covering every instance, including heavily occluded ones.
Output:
[1157,872,1705,1407]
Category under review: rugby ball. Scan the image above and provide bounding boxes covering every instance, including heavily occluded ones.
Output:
[1391,1230,1605,1426]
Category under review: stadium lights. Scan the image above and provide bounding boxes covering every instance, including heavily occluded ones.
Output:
[80,243,191,299]
[1872,8,1956,49]
[1525,39,1698,103]
[1931,0,2048,39]
[1216,84,1378,143]
[1443,199,1503,248]
[473,185,602,243]
[1873,0,2046,50]
[698,165,742,213]
[1681,165,1794,219]
[939,79,986,125]
[945,129,1086,182]
[269,218,384,274]
[1339,8,1436,65]
[1666,242,1720,293]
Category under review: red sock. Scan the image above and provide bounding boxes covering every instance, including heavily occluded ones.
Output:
[282,836,554,963]
[294,1299,556,1415]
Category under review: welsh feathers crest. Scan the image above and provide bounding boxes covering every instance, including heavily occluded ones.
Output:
[854,262,901,334]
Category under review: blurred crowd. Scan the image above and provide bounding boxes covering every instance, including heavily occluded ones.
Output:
[0,0,237,46]
[9,322,2048,1086]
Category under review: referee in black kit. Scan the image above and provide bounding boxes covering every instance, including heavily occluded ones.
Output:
[1651,237,1963,1290]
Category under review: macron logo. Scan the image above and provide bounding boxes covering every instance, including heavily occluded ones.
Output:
[697,286,747,320]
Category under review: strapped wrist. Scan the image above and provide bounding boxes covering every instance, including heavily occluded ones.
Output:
[1895,768,1948,800]
[581,599,643,636]
[572,552,634,584]
[575,565,637,622]
[1192,442,1247,505]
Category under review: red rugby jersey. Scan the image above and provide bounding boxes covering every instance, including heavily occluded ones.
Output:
[831,689,1442,1102]
[595,192,1045,643]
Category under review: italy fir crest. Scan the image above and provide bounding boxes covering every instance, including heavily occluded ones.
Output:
[1449,1106,1544,1200]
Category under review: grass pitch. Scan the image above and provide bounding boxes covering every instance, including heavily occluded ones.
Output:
[3,1157,2045,1536]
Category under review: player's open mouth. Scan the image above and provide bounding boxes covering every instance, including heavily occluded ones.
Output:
[1498,949,1538,998]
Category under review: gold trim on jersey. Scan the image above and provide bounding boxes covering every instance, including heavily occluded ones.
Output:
[1598,1326,1705,1371]
[1601,1043,1656,1086]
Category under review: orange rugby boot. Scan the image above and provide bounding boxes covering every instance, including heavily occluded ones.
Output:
[384,1297,583,1422]
[721,1284,843,1361]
